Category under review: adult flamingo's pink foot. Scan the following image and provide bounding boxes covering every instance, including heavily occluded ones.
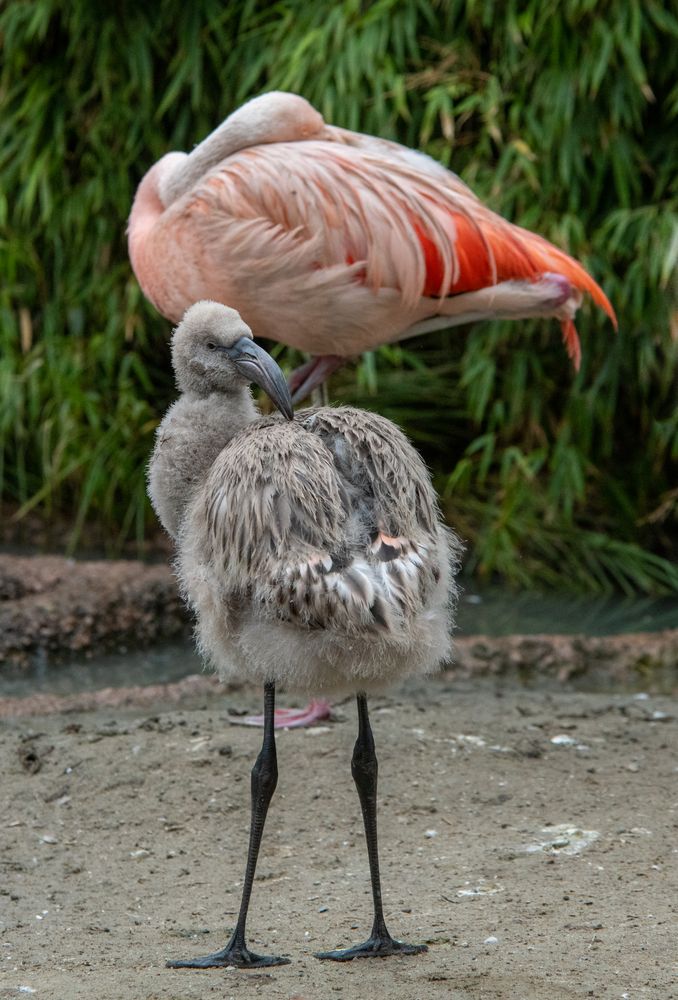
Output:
[229,697,332,729]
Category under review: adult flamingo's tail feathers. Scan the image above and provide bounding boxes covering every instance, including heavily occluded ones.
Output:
[561,318,583,371]
[433,218,617,371]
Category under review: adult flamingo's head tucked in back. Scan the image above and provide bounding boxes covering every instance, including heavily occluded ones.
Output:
[129,90,616,399]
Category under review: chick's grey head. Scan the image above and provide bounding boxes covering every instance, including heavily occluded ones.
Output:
[171,301,293,419]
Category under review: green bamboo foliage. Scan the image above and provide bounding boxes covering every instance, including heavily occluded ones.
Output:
[1,0,677,590]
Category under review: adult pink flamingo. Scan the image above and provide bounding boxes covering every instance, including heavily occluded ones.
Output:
[129,91,615,726]
[129,91,615,400]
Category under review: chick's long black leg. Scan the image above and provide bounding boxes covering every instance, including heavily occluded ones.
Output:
[316,693,427,961]
[168,681,290,969]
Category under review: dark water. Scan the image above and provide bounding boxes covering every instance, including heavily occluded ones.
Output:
[456,587,678,638]
[0,640,202,700]
[2,589,677,699]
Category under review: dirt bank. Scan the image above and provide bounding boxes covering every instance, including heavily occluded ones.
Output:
[0,555,186,668]
[2,556,677,696]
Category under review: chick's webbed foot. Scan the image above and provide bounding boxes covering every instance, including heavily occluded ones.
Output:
[167,939,290,969]
[316,932,427,962]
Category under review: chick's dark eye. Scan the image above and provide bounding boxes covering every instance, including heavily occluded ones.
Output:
[206,342,217,351]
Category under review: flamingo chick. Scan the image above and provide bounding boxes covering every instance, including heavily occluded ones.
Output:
[148,301,460,967]
[129,91,616,401]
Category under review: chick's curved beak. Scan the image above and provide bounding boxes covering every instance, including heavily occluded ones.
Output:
[224,337,294,420]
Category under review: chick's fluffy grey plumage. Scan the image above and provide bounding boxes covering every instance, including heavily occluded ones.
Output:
[150,302,461,695]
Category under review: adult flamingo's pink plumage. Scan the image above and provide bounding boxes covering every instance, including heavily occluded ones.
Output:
[129,90,615,399]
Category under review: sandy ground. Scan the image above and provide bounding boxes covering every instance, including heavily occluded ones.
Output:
[1,676,677,1000]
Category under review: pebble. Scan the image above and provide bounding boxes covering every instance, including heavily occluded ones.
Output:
[650,710,673,722]
[550,734,589,750]
[484,935,499,945]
